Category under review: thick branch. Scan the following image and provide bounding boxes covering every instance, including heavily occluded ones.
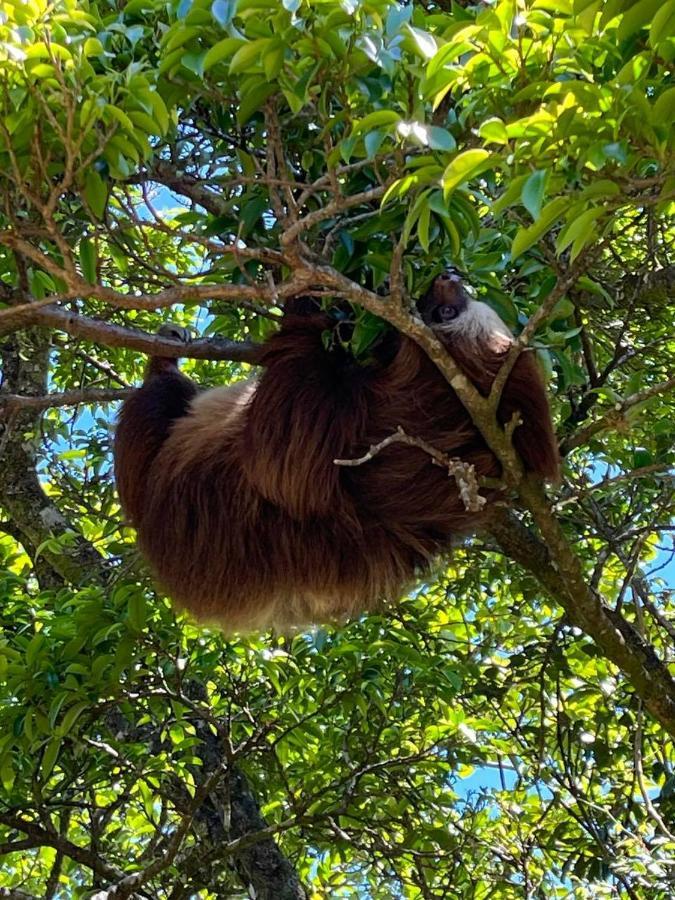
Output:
[0,889,40,900]
[0,812,122,883]
[0,305,259,362]
[305,256,524,483]
[92,719,307,900]
[130,159,228,217]
[488,497,675,737]
[0,332,106,585]
[0,388,131,416]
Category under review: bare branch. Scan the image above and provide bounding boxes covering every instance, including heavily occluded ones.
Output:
[281,185,391,248]
[0,305,260,363]
[334,426,487,512]
[91,766,226,899]
[0,388,131,416]
[0,812,122,883]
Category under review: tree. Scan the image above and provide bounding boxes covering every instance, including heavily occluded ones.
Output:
[0,0,673,896]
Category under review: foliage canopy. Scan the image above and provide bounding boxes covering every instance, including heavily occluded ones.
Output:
[0,0,673,897]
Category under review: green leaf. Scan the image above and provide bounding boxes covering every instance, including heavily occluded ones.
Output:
[556,207,605,254]
[41,739,60,781]
[617,0,661,41]
[442,149,491,197]
[28,63,58,80]
[48,694,67,730]
[479,117,509,144]
[350,312,387,358]
[417,203,431,252]
[59,449,87,461]
[26,633,46,667]
[263,41,284,80]
[521,170,547,221]
[240,195,268,234]
[407,25,437,59]
[83,37,104,57]
[511,197,570,260]
[382,174,416,205]
[352,110,401,134]
[578,180,620,200]
[128,110,160,136]
[550,297,575,322]
[649,0,675,46]
[59,702,89,737]
[104,104,135,135]
[364,129,386,159]
[426,126,456,152]
[492,174,528,215]
[570,222,599,261]
[653,86,675,124]
[128,593,147,632]
[169,723,185,744]
[139,90,170,134]
[165,25,200,53]
[237,82,276,124]
[158,47,185,76]
[28,270,53,299]
[203,37,244,71]
[633,447,653,468]
[0,756,13,793]
[229,39,269,74]
[401,189,429,243]
[79,238,98,284]
[181,49,207,76]
[26,42,72,61]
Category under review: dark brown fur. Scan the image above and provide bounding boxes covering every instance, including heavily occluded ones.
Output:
[114,285,559,630]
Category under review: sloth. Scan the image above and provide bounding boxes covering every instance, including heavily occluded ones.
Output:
[114,272,558,630]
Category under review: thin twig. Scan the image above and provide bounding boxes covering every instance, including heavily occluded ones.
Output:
[334,426,487,513]
[561,376,675,455]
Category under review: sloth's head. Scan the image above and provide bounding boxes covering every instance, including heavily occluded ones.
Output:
[417,270,513,347]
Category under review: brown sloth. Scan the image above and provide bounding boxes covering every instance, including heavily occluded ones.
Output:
[115,272,559,630]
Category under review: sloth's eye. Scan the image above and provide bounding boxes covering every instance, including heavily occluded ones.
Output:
[432,304,460,324]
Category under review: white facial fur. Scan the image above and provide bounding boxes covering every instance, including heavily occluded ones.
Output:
[433,299,513,346]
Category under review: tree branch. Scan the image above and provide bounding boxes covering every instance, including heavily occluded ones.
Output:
[487,500,675,737]
[0,388,132,416]
[334,426,488,513]
[129,159,228,217]
[0,812,122,883]
[560,376,675,455]
[0,332,107,585]
[1,305,260,363]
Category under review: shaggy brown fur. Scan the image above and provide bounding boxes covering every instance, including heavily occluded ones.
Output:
[115,275,559,630]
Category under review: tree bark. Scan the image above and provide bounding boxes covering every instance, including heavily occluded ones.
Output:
[0,330,104,585]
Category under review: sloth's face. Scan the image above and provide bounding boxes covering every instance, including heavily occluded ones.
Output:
[418,271,513,346]
[417,270,470,327]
